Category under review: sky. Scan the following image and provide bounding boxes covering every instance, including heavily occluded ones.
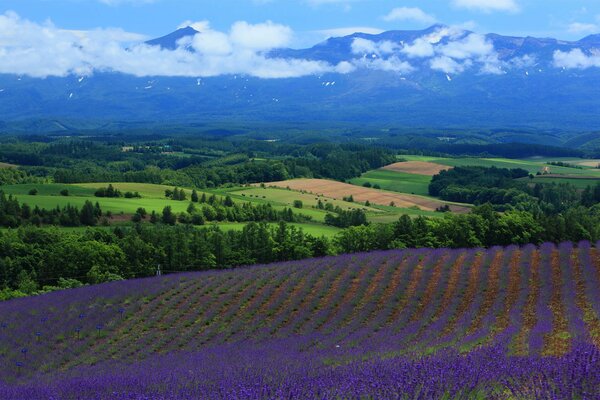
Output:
[0,0,599,79]
[2,0,600,46]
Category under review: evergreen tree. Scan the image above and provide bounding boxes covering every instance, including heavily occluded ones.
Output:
[191,189,199,203]
[150,211,158,224]
[80,200,98,226]
[161,206,177,225]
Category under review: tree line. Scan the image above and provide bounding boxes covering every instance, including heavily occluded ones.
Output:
[3,200,600,300]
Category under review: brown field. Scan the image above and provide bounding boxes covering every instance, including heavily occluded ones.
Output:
[382,161,451,176]
[576,160,600,168]
[0,162,17,168]
[260,179,470,213]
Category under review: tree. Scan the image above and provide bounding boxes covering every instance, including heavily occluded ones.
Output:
[191,189,199,203]
[293,200,303,209]
[161,206,177,225]
[80,200,98,226]
[136,207,147,218]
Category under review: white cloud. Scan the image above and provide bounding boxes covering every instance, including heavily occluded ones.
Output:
[382,7,436,25]
[439,33,494,59]
[401,38,435,58]
[190,31,232,55]
[230,21,292,51]
[430,56,470,74]
[568,22,598,35]
[351,38,399,55]
[554,49,600,69]
[0,12,342,79]
[452,0,520,13]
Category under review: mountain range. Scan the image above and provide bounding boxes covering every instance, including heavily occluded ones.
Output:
[1,24,600,143]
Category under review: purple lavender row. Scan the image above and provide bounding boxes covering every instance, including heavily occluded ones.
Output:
[528,242,556,355]
[579,241,600,319]
[558,242,590,346]
[1,339,597,399]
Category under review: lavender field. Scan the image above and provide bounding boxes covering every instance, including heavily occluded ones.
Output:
[1,242,599,399]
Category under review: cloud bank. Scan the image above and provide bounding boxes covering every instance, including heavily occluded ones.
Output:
[553,49,600,69]
[0,12,347,79]
[1,11,598,80]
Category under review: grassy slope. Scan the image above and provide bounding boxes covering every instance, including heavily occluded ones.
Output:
[0,182,344,236]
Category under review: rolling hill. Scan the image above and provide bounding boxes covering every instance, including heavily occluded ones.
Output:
[0,242,598,398]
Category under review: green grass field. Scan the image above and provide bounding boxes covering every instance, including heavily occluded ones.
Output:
[0,182,366,232]
[210,222,341,237]
[527,176,600,189]
[0,183,219,215]
[349,170,431,196]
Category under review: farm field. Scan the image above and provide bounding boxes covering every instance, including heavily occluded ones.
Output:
[1,183,368,226]
[354,156,600,198]
[381,161,451,176]
[261,178,470,213]
[0,242,598,398]
[402,155,600,177]
[349,169,432,196]
[528,176,600,189]
[225,187,381,213]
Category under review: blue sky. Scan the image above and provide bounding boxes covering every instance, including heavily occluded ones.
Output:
[2,0,600,47]
[1,1,599,79]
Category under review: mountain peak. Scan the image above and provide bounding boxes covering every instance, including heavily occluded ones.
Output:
[578,33,600,45]
[146,26,199,50]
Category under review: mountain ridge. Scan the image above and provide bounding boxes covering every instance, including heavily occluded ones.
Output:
[1,24,600,135]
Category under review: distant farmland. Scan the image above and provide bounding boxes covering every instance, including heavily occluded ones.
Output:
[261,178,470,213]
[0,242,598,398]
[382,161,451,176]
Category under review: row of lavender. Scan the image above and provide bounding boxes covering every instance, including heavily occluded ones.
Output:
[2,340,599,399]
[0,242,599,398]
